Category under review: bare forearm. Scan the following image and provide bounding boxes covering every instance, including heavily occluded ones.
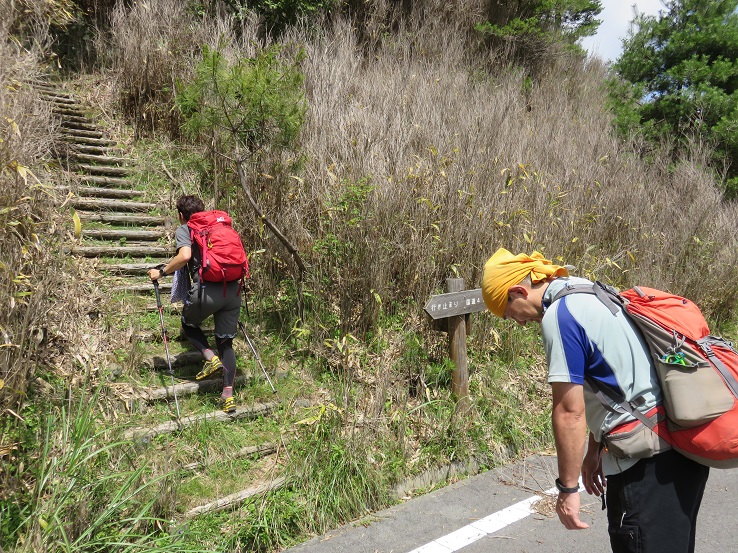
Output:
[148,246,191,281]
[552,407,587,486]
[164,249,190,274]
[551,382,587,488]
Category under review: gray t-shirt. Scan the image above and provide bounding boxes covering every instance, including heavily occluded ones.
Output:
[542,277,662,475]
[174,223,201,284]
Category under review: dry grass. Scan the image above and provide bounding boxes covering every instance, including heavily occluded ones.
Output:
[280,9,738,331]
[0,5,108,505]
[0,26,55,414]
[108,0,205,138]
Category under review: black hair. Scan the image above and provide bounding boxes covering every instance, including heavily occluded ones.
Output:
[176,195,205,221]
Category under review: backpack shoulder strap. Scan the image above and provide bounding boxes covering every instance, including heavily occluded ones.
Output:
[552,281,655,427]
[551,281,622,315]
[585,376,656,429]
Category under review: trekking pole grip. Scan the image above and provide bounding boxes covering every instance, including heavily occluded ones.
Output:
[153,279,162,307]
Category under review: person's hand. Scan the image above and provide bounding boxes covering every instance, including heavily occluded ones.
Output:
[556,491,589,530]
[581,443,605,497]
[148,268,162,282]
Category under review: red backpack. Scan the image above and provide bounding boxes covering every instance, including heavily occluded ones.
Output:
[553,282,738,468]
[187,210,250,288]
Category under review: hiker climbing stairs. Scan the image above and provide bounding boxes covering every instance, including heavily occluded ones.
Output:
[33,76,302,523]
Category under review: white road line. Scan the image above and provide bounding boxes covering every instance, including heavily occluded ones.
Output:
[407,486,560,553]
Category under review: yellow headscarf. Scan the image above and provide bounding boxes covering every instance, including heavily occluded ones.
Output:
[481,248,569,318]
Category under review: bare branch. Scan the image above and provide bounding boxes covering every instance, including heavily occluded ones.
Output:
[236,160,306,279]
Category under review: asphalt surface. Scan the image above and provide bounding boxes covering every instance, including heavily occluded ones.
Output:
[283,454,738,553]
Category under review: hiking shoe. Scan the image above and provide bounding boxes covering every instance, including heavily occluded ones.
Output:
[196,356,224,380]
[218,396,237,414]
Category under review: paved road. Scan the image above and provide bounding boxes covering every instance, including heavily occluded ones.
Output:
[283,454,738,553]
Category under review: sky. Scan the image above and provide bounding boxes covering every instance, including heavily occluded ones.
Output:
[580,0,665,63]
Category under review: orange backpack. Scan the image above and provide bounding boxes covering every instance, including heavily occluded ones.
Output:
[553,282,738,468]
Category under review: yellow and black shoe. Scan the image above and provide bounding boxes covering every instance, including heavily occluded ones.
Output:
[196,355,224,380]
[217,396,237,414]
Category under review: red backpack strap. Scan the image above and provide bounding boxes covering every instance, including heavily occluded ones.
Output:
[188,222,208,284]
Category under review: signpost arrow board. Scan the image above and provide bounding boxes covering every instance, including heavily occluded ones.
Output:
[423,288,486,320]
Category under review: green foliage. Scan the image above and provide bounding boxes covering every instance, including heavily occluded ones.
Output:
[477,0,602,65]
[612,0,738,195]
[289,404,389,533]
[177,43,307,157]
[228,489,304,552]
[220,0,338,36]
[7,389,206,553]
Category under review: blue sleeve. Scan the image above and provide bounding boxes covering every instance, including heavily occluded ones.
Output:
[542,299,588,385]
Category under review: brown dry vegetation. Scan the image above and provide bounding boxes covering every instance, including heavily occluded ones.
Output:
[0,5,103,501]
[228,7,738,332]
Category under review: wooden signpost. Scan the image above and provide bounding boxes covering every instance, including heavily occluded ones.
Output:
[424,278,487,410]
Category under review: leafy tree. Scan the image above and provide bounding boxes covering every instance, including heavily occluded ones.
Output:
[178,44,306,155]
[612,0,738,195]
[478,0,603,70]
[177,43,307,274]
[218,0,337,36]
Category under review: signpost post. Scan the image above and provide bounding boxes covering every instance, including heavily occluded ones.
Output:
[424,279,486,411]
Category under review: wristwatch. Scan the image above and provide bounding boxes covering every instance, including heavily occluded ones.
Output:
[555,478,579,494]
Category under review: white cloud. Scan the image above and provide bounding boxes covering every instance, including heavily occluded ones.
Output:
[580,0,665,63]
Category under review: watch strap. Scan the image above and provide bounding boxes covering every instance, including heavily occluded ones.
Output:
[555,478,579,494]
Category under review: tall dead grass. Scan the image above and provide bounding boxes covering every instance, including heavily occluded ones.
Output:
[108,0,205,138]
[275,9,738,333]
[103,1,738,328]
[0,5,100,508]
[0,21,55,415]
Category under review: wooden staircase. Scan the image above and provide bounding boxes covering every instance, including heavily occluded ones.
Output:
[32,77,294,521]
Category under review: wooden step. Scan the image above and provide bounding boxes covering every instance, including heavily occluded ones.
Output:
[146,302,182,313]
[123,400,284,441]
[139,375,251,402]
[40,93,77,105]
[79,175,130,187]
[184,477,287,519]
[152,350,202,370]
[61,120,98,132]
[181,441,281,472]
[63,186,142,199]
[60,114,92,125]
[98,262,168,274]
[112,282,173,293]
[70,197,156,211]
[66,136,116,147]
[70,244,171,257]
[53,106,86,116]
[76,164,132,177]
[73,153,128,166]
[72,144,112,155]
[77,212,168,225]
[62,128,103,139]
[83,228,161,240]
[30,82,66,93]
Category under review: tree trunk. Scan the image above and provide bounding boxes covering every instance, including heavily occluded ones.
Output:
[235,161,306,279]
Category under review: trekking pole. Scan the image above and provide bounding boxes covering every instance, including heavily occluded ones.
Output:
[238,321,276,394]
[153,280,182,420]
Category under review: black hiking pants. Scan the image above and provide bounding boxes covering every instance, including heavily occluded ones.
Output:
[606,449,709,553]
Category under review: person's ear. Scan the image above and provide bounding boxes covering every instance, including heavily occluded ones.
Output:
[508,284,529,298]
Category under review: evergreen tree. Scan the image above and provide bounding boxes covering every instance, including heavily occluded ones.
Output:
[612,0,738,195]
[478,0,603,71]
